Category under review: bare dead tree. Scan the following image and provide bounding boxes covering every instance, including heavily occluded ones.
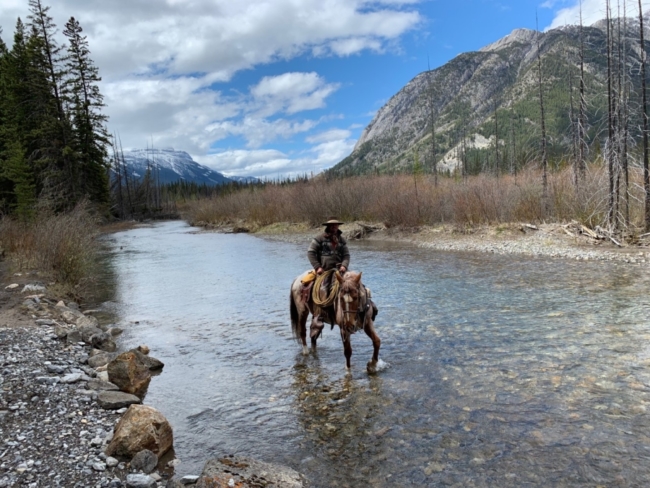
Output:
[606,0,616,228]
[427,57,438,186]
[578,0,588,182]
[567,39,579,187]
[639,0,650,231]
[536,15,549,213]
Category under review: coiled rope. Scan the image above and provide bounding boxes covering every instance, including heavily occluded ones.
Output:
[312,269,341,307]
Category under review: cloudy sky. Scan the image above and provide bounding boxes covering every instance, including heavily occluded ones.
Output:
[1,0,648,178]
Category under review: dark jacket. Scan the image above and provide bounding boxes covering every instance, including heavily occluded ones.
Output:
[307,230,350,271]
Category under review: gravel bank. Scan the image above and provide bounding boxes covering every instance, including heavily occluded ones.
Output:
[252,221,650,266]
[0,278,170,488]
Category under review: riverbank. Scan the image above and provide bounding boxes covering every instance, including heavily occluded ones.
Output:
[205,219,650,266]
[0,270,130,487]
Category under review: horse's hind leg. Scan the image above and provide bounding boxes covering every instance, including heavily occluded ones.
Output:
[340,329,352,370]
[364,319,381,374]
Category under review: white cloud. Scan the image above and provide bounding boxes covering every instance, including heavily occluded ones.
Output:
[0,0,421,80]
[0,0,422,178]
[251,72,340,116]
[194,127,357,178]
[547,0,650,30]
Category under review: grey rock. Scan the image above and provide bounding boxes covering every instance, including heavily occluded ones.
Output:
[53,326,69,339]
[46,364,66,374]
[91,333,117,352]
[131,449,158,474]
[79,325,103,343]
[109,327,124,337]
[92,462,107,472]
[35,319,55,326]
[66,329,82,344]
[76,315,99,328]
[60,373,83,384]
[87,379,120,391]
[96,391,142,410]
[88,352,116,369]
[60,309,82,324]
[180,475,199,485]
[126,474,156,488]
[106,457,119,468]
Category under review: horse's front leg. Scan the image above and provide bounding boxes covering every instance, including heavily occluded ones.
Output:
[364,319,381,374]
[340,328,352,370]
[300,313,309,356]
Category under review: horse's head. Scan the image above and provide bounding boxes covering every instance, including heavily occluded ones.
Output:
[335,271,363,330]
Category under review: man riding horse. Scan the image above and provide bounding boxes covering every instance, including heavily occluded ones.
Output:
[307,218,349,339]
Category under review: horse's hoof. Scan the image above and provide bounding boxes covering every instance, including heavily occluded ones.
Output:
[367,360,378,375]
[302,346,309,356]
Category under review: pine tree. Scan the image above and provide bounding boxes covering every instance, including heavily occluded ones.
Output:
[27,0,77,209]
[63,16,110,207]
[0,20,41,217]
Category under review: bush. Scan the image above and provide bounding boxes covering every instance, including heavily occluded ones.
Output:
[0,204,100,286]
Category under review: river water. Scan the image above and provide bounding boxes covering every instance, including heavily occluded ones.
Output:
[101,220,650,487]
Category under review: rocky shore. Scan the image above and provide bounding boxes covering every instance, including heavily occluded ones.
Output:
[0,275,305,488]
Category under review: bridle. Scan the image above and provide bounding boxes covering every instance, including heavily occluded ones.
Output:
[338,284,364,328]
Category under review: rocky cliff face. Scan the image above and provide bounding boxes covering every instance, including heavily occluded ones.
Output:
[329,16,650,177]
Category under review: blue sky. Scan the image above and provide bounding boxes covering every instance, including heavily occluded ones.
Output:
[0,0,644,178]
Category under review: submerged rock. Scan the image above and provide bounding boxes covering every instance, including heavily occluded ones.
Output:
[130,449,158,474]
[194,456,304,487]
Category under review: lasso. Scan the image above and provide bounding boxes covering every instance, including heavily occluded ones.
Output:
[312,269,341,307]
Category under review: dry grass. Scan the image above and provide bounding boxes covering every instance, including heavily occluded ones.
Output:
[183,165,646,232]
[0,204,101,287]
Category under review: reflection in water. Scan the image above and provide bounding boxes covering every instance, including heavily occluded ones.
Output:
[102,221,650,487]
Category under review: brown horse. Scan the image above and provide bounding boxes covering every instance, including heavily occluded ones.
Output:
[290,270,381,373]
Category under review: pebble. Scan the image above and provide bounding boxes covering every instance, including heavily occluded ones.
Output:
[0,322,134,487]
[125,473,156,488]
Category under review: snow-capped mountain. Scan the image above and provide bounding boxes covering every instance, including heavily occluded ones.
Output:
[117,149,235,185]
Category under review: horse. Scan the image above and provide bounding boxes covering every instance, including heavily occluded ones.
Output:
[289,270,381,373]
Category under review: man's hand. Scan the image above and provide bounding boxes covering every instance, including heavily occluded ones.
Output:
[316,267,324,275]
[339,266,347,273]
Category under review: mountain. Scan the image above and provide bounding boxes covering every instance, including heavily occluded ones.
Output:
[116,149,254,185]
[328,16,650,177]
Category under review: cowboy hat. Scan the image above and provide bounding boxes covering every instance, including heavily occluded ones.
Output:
[322,219,344,226]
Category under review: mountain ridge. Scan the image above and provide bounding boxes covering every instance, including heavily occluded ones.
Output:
[328,14,650,177]
[115,149,258,185]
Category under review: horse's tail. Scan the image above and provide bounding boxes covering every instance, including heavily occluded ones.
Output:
[289,287,302,344]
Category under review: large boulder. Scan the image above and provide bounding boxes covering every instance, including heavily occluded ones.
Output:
[107,351,152,398]
[195,457,304,488]
[105,405,173,458]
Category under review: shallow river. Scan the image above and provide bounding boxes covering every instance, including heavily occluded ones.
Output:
[101,220,650,487]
